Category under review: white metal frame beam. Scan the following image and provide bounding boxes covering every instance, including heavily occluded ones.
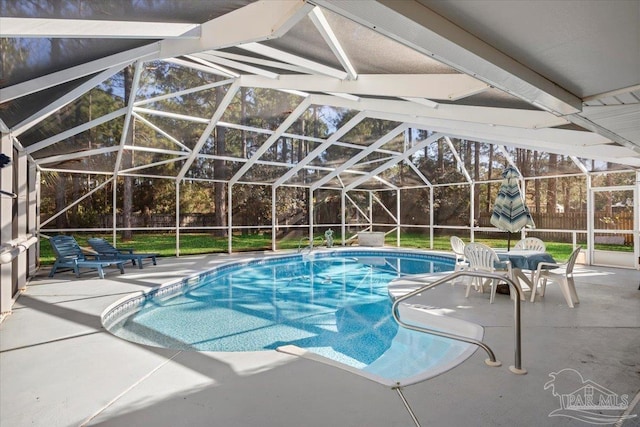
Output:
[311,123,409,191]
[132,113,192,152]
[0,45,157,104]
[25,108,127,154]
[165,57,239,79]
[238,43,349,80]
[345,193,371,224]
[200,50,312,75]
[120,155,190,175]
[134,107,211,124]
[309,7,358,80]
[176,80,241,181]
[1,1,311,105]
[345,132,442,191]
[12,67,125,137]
[39,177,114,228]
[494,145,520,172]
[309,93,568,129]
[371,192,398,223]
[161,0,314,57]
[240,74,489,102]
[113,61,145,176]
[360,112,638,167]
[190,54,279,79]
[34,146,120,166]
[313,0,582,115]
[272,111,367,187]
[133,79,234,108]
[229,97,313,186]
[0,17,200,39]
[566,114,640,155]
[444,136,472,183]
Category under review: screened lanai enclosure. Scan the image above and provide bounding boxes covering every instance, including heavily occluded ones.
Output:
[1,0,639,313]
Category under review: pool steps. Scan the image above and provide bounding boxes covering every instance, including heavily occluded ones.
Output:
[390,270,526,375]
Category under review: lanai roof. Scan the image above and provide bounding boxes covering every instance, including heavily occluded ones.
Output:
[1,0,639,190]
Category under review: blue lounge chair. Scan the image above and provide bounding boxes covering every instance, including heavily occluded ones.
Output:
[87,238,158,269]
[49,235,125,279]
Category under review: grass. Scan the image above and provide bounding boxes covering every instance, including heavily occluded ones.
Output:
[38,232,631,265]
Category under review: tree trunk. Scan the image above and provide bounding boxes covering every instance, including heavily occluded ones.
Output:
[241,87,247,158]
[213,126,227,237]
[534,152,541,213]
[55,174,68,229]
[473,141,480,219]
[546,153,558,213]
[437,138,444,172]
[213,83,227,237]
[121,65,135,241]
[486,144,493,213]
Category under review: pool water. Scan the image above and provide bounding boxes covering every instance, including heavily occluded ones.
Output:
[107,251,481,385]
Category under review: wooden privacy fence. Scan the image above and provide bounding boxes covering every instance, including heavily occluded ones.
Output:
[478,211,634,244]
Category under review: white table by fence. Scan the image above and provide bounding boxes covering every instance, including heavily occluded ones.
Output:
[495,249,557,297]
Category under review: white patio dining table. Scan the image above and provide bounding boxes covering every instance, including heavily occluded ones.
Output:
[494,249,557,299]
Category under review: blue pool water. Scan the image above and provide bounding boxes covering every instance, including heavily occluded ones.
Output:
[106,250,480,385]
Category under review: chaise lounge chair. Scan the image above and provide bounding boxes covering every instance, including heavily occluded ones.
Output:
[87,238,158,269]
[49,235,125,279]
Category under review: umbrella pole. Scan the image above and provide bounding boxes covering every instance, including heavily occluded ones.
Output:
[507,232,511,250]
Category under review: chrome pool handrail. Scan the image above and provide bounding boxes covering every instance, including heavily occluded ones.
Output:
[297,235,325,253]
[297,236,313,254]
[391,270,526,375]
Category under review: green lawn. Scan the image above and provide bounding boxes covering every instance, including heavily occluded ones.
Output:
[38,232,630,265]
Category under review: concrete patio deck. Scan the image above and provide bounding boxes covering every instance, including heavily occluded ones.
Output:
[1,251,639,427]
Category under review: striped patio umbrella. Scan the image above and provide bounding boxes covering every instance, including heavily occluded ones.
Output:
[490,166,535,249]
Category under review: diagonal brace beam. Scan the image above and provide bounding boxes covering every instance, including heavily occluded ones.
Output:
[229,97,313,186]
[345,132,442,191]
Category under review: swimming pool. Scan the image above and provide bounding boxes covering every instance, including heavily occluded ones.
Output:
[102,249,483,386]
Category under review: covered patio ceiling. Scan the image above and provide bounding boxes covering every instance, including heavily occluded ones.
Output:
[1,0,639,191]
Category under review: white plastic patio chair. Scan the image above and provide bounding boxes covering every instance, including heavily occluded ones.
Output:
[513,237,546,252]
[450,236,468,285]
[530,246,582,307]
[463,243,512,303]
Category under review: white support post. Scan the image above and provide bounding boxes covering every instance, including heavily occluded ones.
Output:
[271,186,277,252]
[369,191,373,231]
[470,181,475,242]
[228,183,233,254]
[0,134,13,314]
[429,187,434,248]
[520,180,526,240]
[112,178,117,244]
[341,189,346,246]
[16,151,27,291]
[29,162,39,275]
[175,180,180,257]
[635,171,639,270]
[396,189,401,247]
[586,174,593,265]
[309,187,314,244]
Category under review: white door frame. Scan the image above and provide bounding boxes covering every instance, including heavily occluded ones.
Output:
[588,184,638,269]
